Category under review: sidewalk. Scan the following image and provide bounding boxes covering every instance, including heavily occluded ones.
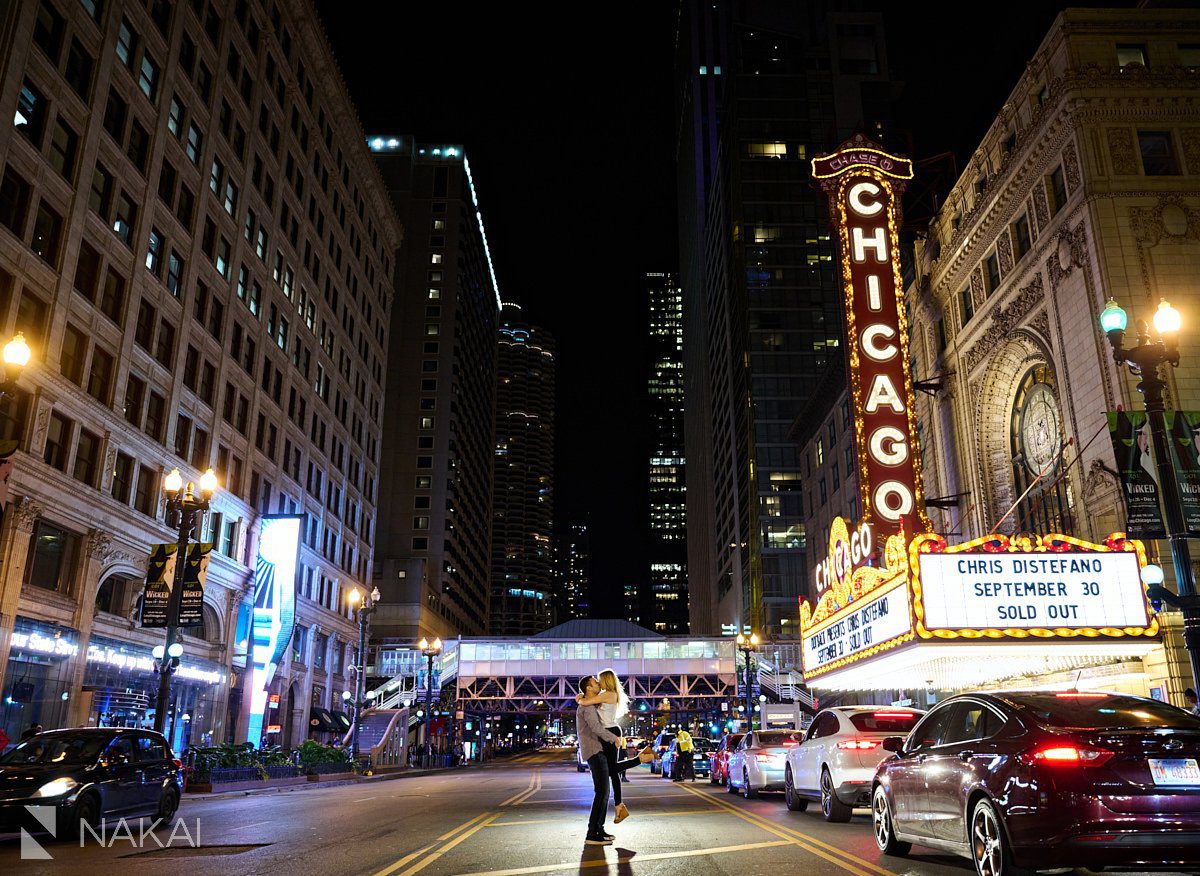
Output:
[181,763,465,802]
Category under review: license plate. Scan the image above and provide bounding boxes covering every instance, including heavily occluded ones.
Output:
[1149,758,1200,786]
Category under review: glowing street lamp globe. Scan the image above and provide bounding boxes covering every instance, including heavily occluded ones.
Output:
[1100,298,1128,333]
[3,332,30,368]
[163,468,184,495]
[1154,299,1182,335]
[1142,563,1166,586]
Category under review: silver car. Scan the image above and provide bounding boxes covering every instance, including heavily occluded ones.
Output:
[725,729,804,798]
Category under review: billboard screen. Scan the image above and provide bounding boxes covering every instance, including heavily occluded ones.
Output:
[245,515,301,746]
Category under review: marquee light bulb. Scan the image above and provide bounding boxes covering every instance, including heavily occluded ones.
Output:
[1141,564,1165,586]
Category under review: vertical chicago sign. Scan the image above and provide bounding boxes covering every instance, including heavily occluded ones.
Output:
[812,136,932,544]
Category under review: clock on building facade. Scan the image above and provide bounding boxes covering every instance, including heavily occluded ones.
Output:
[1009,366,1075,533]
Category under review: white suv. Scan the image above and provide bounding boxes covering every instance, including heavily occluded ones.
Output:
[783,706,923,821]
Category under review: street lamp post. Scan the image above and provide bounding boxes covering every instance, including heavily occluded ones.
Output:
[418,636,443,762]
[1101,297,1200,690]
[734,632,760,733]
[0,332,31,397]
[348,586,381,761]
[154,467,217,736]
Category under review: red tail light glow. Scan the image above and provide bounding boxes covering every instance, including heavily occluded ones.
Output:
[1019,743,1114,767]
[873,712,912,718]
[837,739,882,751]
[173,759,183,769]
[1054,692,1107,698]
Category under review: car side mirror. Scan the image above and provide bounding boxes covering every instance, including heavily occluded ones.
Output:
[882,736,905,753]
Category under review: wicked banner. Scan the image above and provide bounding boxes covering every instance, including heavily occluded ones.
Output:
[178,541,213,627]
[1167,411,1200,537]
[139,543,179,628]
[1108,411,1166,539]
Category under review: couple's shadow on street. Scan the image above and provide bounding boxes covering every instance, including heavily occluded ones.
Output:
[580,845,636,874]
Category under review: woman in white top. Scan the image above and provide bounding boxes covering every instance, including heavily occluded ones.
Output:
[577,668,634,823]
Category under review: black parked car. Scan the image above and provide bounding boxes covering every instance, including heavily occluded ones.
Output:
[0,728,183,839]
[872,691,1200,875]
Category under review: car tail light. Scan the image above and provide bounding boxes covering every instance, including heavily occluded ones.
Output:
[1054,692,1107,698]
[873,712,912,718]
[1019,743,1114,767]
[173,759,183,769]
[782,740,799,747]
[837,739,881,750]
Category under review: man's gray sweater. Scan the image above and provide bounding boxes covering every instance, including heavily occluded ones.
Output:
[577,703,620,761]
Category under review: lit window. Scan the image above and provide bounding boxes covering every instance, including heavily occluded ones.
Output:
[430,253,442,265]
[699,66,707,75]
[746,142,788,159]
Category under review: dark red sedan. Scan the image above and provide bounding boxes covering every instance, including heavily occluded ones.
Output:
[709,733,743,786]
[872,691,1200,875]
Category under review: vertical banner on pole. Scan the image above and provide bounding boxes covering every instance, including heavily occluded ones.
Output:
[1107,410,1167,538]
[139,543,180,628]
[177,542,213,627]
[1167,411,1200,537]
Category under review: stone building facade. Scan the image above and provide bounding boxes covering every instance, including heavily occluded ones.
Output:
[0,0,400,751]
[909,8,1200,698]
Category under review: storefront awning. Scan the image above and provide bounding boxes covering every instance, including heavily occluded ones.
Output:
[308,707,338,733]
[329,710,352,732]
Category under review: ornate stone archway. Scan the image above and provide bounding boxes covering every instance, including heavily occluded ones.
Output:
[974,331,1056,531]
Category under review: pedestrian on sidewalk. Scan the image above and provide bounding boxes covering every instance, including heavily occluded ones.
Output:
[576,675,655,845]
[576,668,637,821]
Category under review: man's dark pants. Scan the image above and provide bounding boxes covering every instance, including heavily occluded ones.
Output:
[587,752,610,837]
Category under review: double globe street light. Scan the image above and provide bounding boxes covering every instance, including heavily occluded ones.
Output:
[347,585,382,760]
[734,632,761,733]
[1100,297,1200,690]
[418,636,443,760]
[153,467,218,736]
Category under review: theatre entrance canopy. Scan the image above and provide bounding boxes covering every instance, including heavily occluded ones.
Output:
[798,523,1160,692]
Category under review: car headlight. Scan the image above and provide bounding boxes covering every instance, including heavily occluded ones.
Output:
[34,777,79,798]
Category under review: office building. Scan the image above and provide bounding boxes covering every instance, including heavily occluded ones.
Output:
[490,304,556,636]
[559,522,590,620]
[645,272,688,632]
[675,0,897,636]
[0,0,399,749]
[371,137,500,641]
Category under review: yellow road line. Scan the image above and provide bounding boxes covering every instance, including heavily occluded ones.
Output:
[436,810,494,842]
[506,767,542,806]
[454,840,793,876]
[370,844,435,876]
[498,771,538,807]
[677,783,885,876]
[394,812,501,876]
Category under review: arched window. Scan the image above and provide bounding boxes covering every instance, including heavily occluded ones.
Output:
[1009,365,1075,534]
[199,603,222,643]
[95,574,136,616]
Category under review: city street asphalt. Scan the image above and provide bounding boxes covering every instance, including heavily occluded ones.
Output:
[0,747,1084,875]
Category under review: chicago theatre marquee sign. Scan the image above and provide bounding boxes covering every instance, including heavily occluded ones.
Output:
[800,138,1158,690]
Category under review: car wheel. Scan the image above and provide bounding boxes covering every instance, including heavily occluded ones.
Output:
[971,798,1031,876]
[59,792,100,842]
[820,767,852,823]
[711,765,720,785]
[726,770,737,794]
[785,767,808,812]
[742,769,758,799]
[872,785,911,856]
[156,786,180,826]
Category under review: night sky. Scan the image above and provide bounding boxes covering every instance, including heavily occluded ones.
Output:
[316,1,1132,618]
